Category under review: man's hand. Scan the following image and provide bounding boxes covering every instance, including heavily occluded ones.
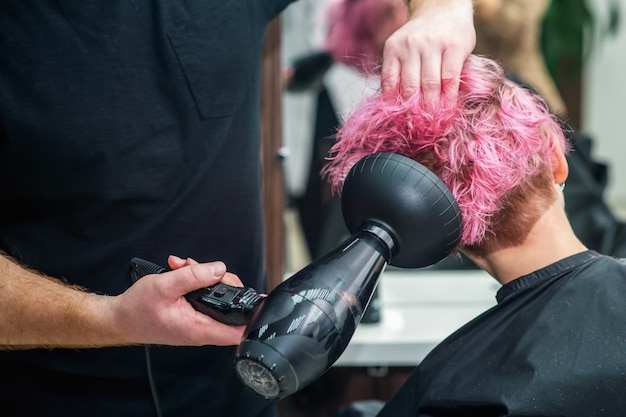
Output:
[0,254,246,349]
[111,255,245,347]
[381,0,475,107]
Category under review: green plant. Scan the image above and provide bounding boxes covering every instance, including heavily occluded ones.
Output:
[541,0,620,82]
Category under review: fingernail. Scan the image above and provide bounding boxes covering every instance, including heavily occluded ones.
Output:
[212,262,226,277]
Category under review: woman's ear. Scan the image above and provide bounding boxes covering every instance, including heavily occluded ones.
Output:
[553,147,569,185]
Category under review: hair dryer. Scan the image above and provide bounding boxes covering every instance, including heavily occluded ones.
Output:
[234,152,463,400]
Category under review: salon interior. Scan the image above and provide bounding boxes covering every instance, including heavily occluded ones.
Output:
[255,0,626,416]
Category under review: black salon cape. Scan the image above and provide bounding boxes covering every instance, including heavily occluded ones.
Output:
[376,251,626,417]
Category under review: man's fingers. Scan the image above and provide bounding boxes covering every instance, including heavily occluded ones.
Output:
[167,255,200,270]
[159,262,227,296]
[440,49,466,107]
[167,255,186,269]
[164,256,240,295]
[419,56,443,107]
[220,272,244,287]
[381,54,401,95]
[399,54,421,100]
[184,257,199,265]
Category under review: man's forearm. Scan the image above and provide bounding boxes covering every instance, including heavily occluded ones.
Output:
[0,254,121,350]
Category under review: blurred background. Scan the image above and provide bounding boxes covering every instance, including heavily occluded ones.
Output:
[582,0,625,210]
[279,0,625,271]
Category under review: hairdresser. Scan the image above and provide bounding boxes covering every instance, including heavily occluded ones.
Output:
[0,1,475,416]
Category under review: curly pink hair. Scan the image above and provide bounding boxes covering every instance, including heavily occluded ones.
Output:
[323,55,568,247]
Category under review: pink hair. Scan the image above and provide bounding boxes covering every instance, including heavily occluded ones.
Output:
[323,55,568,247]
[324,0,406,74]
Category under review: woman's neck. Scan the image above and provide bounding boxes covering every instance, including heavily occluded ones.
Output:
[463,201,588,285]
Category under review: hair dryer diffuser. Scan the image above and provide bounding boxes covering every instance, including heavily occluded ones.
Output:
[234,152,462,400]
[341,152,462,268]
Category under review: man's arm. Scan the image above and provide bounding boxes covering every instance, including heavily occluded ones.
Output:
[0,254,244,349]
[381,0,475,106]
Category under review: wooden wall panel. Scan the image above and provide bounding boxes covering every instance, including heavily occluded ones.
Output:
[261,18,285,291]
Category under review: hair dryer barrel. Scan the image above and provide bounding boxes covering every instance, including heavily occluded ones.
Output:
[234,227,389,399]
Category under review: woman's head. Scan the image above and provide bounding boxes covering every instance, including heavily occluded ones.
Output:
[323,55,568,251]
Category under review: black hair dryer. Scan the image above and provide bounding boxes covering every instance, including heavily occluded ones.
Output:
[234,152,462,400]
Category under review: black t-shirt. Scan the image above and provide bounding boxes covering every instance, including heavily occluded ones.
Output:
[377,250,626,417]
[0,1,293,416]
